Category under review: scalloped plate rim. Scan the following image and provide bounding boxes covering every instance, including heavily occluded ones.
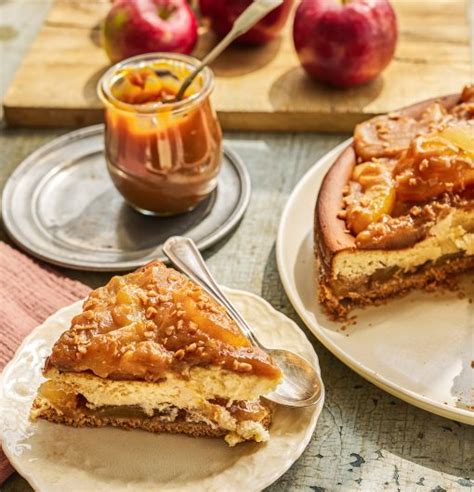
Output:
[1,287,325,491]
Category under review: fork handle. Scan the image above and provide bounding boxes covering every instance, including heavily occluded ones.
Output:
[163,236,264,349]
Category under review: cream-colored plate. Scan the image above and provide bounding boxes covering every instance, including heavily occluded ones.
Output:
[0,288,324,492]
[277,140,474,425]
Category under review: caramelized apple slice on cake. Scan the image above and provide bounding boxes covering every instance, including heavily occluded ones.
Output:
[395,124,474,202]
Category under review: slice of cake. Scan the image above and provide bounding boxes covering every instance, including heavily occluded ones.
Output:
[31,261,282,446]
[315,85,474,319]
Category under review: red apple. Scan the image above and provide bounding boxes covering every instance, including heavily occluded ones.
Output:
[102,0,198,63]
[293,0,397,88]
[199,0,295,45]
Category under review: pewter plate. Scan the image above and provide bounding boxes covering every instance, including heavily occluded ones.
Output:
[2,125,250,271]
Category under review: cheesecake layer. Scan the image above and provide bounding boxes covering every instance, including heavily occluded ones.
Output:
[318,211,474,318]
[332,209,474,281]
[32,368,275,446]
[40,367,276,416]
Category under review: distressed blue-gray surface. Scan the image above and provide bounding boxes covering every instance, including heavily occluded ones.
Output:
[1,1,473,491]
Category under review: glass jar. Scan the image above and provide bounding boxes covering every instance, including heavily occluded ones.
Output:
[98,53,222,216]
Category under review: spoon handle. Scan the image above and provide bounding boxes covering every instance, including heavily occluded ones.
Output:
[223,0,284,39]
[175,0,283,100]
[163,236,264,349]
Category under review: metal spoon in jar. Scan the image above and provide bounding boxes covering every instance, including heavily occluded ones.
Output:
[173,0,284,101]
[163,236,323,408]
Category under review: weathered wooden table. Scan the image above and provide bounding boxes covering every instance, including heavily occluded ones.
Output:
[1,2,472,490]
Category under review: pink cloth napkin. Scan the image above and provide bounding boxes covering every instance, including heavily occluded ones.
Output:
[0,242,90,484]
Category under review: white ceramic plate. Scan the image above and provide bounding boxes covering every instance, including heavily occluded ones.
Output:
[277,140,474,425]
[0,288,324,492]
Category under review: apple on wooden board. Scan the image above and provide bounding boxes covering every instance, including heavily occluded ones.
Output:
[102,0,198,63]
[199,0,295,45]
[293,0,398,88]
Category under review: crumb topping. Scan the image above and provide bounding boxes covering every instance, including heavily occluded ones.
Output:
[344,84,474,249]
[47,261,282,382]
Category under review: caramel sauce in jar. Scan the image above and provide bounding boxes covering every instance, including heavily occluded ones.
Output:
[98,54,222,216]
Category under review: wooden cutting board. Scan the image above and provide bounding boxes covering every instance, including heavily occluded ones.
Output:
[3,0,471,131]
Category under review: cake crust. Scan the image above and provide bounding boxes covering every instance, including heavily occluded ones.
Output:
[318,255,474,319]
[31,396,273,441]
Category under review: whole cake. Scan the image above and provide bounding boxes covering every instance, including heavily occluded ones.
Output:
[31,261,282,446]
[315,85,474,318]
